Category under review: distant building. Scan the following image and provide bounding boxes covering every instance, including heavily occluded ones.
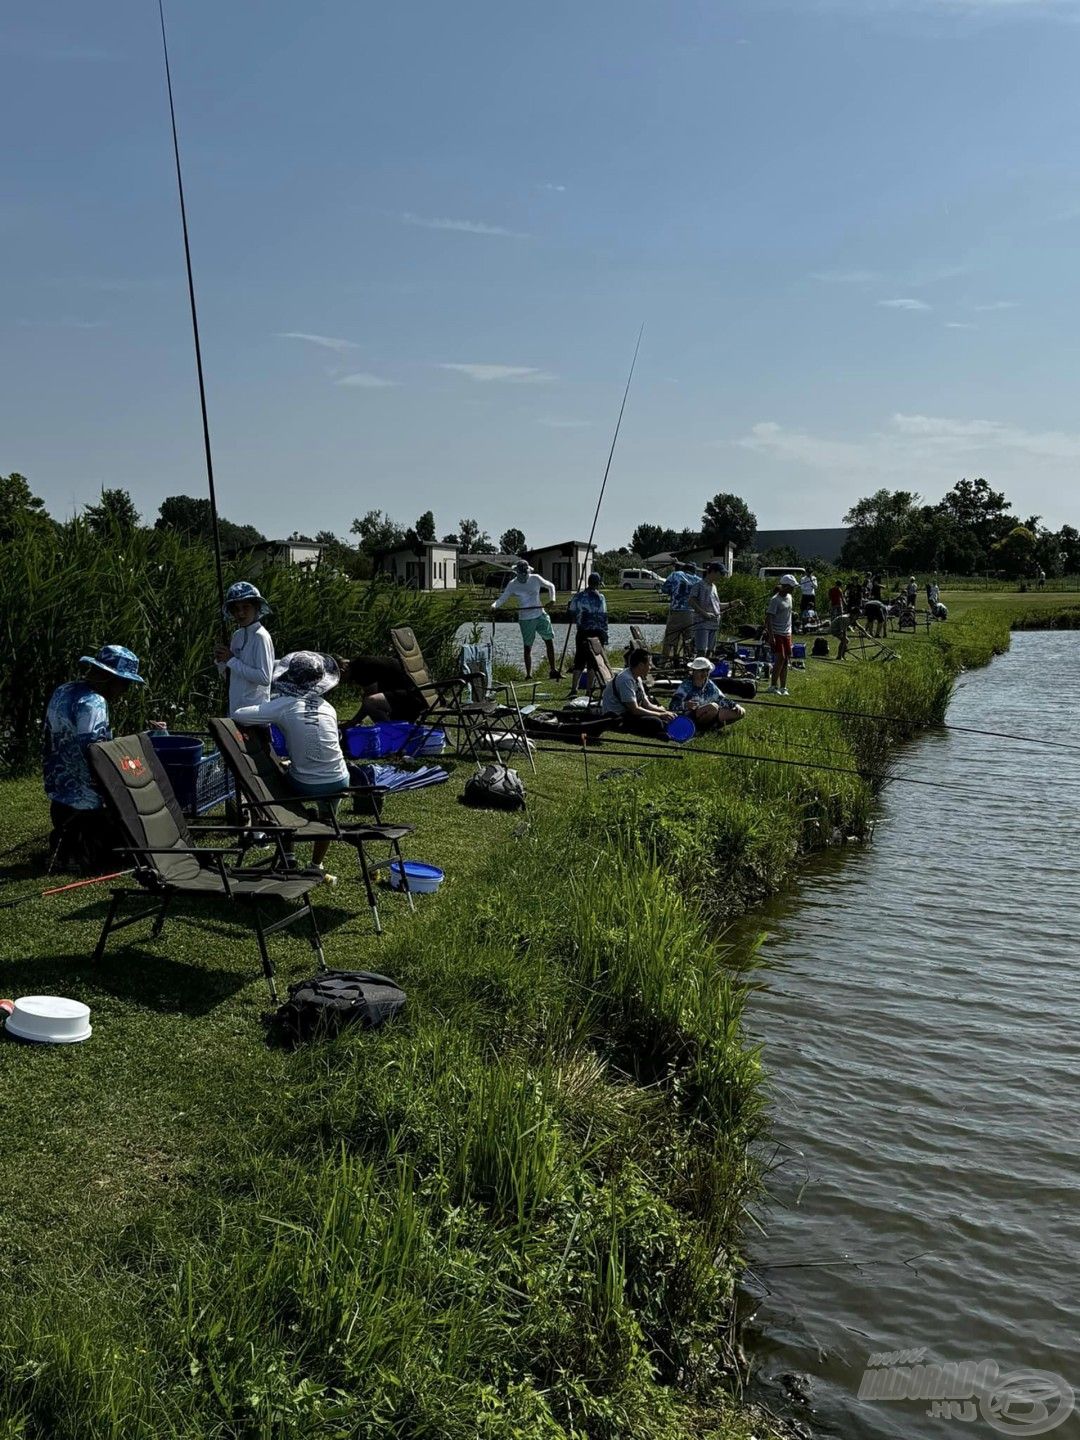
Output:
[526,540,593,592]
[752,528,851,563]
[376,541,459,590]
[680,540,736,575]
[224,539,325,574]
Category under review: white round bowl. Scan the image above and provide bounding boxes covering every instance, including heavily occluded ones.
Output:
[5,995,92,1044]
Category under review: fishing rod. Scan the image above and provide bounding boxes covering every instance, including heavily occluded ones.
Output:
[157,0,226,615]
[0,870,135,912]
[740,698,1080,757]
[556,325,644,673]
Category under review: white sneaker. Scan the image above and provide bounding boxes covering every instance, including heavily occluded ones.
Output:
[780,687,791,696]
[766,685,781,694]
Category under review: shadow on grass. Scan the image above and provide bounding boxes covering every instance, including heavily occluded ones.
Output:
[0,947,251,1016]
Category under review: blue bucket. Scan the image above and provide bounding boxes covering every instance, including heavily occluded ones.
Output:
[388,860,444,894]
[711,660,730,679]
[666,714,696,744]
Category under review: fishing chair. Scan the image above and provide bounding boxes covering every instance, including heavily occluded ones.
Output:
[208,719,414,934]
[390,625,533,764]
[88,733,325,1001]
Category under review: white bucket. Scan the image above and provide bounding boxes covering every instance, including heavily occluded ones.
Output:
[5,995,91,1044]
[388,861,444,894]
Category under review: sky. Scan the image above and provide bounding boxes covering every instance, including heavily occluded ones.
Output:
[3,0,1080,549]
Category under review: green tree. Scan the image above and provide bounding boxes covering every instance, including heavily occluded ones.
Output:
[991,525,1036,579]
[629,523,700,558]
[935,478,1012,565]
[701,493,757,552]
[840,489,920,569]
[0,473,50,541]
[499,527,527,556]
[414,510,436,543]
[1056,524,1080,575]
[350,509,406,556]
[456,517,495,554]
[155,495,265,549]
[84,487,140,537]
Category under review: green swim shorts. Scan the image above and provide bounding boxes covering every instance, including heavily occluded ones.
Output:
[519,611,555,646]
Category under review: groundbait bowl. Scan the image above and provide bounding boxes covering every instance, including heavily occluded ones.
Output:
[5,995,91,1045]
[388,861,445,894]
[666,715,696,744]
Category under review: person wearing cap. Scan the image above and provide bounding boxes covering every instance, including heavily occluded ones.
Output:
[660,561,699,659]
[43,645,147,871]
[233,651,348,877]
[491,560,560,680]
[799,570,818,616]
[689,562,736,656]
[214,580,275,718]
[764,574,797,695]
[567,571,609,696]
[669,657,745,730]
[601,646,672,737]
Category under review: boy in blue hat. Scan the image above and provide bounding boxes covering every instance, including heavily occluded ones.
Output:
[214,581,275,718]
[43,645,146,871]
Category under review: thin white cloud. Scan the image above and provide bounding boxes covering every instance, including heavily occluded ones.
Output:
[811,268,882,284]
[399,212,529,238]
[16,317,105,330]
[878,297,932,311]
[277,331,358,353]
[972,300,1018,311]
[537,183,566,193]
[537,418,592,428]
[335,372,396,389]
[945,321,978,329]
[737,412,1080,479]
[438,363,555,383]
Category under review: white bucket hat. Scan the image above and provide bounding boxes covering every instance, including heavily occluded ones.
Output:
[272,651,340,697]
[687,656,713,672]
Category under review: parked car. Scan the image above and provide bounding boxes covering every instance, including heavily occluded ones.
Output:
[619,568,664,590]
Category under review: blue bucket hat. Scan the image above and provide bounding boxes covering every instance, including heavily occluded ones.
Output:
[78,644,145,685]
[222,580,271,624]
[272,651,340,697]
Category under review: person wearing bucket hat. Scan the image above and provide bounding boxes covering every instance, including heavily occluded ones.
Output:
[43,645,146,872]
[214,580,275,718]
[669,656,745,731]
[491,559,561,680]
[764,575,797,696]
[233,651,347,875]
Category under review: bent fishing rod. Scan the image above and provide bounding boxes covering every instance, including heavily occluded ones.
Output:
[740,697,1080,757]
[556,325,644,673]
[158,0,226,615]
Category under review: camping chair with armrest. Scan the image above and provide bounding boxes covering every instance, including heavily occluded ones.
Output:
[208,718,415,934]
[88,733,325,1001]
[390,625,531,765]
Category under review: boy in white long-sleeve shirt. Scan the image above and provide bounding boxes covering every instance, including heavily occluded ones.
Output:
[491,560,561,680]
[214,581,275,718]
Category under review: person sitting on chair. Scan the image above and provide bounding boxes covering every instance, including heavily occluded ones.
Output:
[43,645,148,873]
[670,656,745,730]
[337,654,427,726]
[601,647,671,738]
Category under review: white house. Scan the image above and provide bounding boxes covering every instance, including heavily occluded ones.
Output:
[525,540,593,593]
[679,540,736,575]
[377,541,459,590]
[226,539,325,574]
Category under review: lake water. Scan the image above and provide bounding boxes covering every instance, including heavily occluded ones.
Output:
[743,631,1079,1438]
[455,620,664,671]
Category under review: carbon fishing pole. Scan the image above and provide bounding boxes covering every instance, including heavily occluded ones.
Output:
[0,870,135,912]
[556,325,644,673]
[740,697,1080,757]
[157,0,226,615]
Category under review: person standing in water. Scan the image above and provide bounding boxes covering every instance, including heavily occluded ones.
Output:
[492,559,561,680]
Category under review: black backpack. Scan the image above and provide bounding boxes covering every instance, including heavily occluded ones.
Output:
[461,762,526,811]
[267,969,406,1047]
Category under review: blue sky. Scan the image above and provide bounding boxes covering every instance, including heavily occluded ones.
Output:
[4,0,1080,548]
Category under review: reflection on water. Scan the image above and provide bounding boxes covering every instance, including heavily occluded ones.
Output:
[742,632,1080,1438]
[455,621,663,671]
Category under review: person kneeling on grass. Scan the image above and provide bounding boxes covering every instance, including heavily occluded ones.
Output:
[601,646,672,738]
[233,650,350,880]
[670,656,745,730]
[336,653,426,726]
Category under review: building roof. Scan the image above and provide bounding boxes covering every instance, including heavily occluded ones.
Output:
[526,539,592,551]
[752,527,851,561]
[381,539,460,556]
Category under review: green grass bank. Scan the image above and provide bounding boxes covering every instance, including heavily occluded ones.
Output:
[0,606,1010,1439]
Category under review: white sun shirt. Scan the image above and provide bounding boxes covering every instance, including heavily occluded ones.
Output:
[492,575,556,618]
[216,621,275,718]
[232,693,348,786]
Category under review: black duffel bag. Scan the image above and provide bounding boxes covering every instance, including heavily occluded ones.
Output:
[267,969,406,1047]
[461,762,526,811]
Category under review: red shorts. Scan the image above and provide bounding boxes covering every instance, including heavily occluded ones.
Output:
[771,634,792,658]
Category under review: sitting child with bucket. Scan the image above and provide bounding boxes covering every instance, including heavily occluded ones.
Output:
[233,651,349,878]
[214,581,275,719]
[669,656,745,731]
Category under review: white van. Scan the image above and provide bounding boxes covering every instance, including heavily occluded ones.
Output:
[757,565,806,583]
[619,568,664,590]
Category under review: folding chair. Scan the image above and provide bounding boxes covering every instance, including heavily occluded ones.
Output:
[88,733,325,1000]
[390,626,532,765]
[208,719,415,934]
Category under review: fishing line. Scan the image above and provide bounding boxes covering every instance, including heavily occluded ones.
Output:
[157,0,226,615]
[741,697,1080,757]
[557,325,644,673]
